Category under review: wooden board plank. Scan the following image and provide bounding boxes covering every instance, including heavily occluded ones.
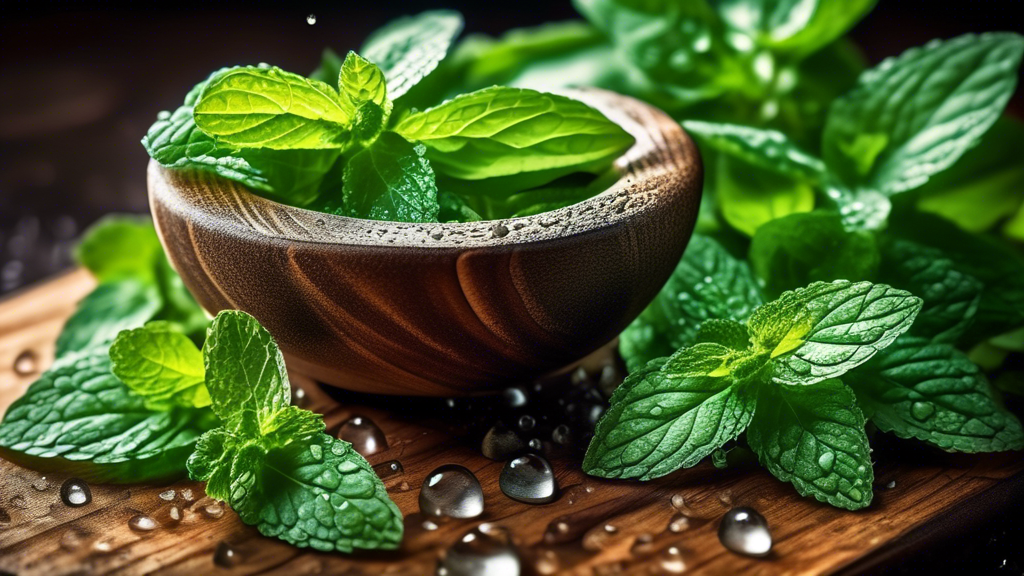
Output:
[0,272,1021,576]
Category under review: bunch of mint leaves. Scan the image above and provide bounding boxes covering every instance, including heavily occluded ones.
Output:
[0,216,402,553]
[141,10,635,224]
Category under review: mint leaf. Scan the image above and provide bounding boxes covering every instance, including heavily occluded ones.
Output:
[877,238,982,344]
[584,344,758,480]
[55,280,163,357]
[194,66,352,150]
[438,190,483,222]
[0,347,216,483]
[696,318,750,350]
[748,378,873,510]
[716,155,815,236]
[749,280,922,385]
[393,87,635,185]
[847,338,1024,452]
[340,52,391,145]
[620,235,764,370]
[110,322,210,410]
[260,406,326,450]
[683,121,826,183]
[715,0,876,58]
[340,131,440,223]
[749,211,879,298]
[188,429,238,501]
[823,33,1024,195]
[74,215,163,284]
[202,311,291,437]
[361,10,464,100]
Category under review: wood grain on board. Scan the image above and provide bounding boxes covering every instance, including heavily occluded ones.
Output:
[1,271,1022,576]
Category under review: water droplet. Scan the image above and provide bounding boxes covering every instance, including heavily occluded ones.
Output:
[718,507,772,557]
[885,480,897,490]
[911,401,935,421]
[61,478,92,507]
[503,386,528,408]
[338,415,388,456]
[202,503,225,519]
[92,538,114,554]
[438,524,520,576]
[374,460,404,479]
[491,223,509,238]
[214,541,242,568]
[59,529,85,550]
[518,415,536,431]
[818,451,835,472]
[422,519,439,531]
[499,453,558,504]
[717,490,733,507]
[670,494,687,511]
[181,488,194,502]
[158,489,176,501]
[668,513,691,533]
[564,483,594,505]
[306,14,316,25]
[660,546,687,573]
[291,385,310,407]
[168,506,182,522]
[650,406,663,416]
[420,465,485,519]
[551,425,573,447]
[482,425,525,461]
[9,495,27,509]
[315,218,326,227]
[528,438,543,451]
[544,520,572,544]
[534,549,560,574]
[128,514,158,532]
[631,533,656,556]
[13,350,38,375]
[31,476,49,491]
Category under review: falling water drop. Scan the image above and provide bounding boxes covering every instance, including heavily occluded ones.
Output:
[13,350,38,376]
[306,14,317,25]
[158,489,176,501]
[419,465,485,519]
[60,478,92,507]
[499,454,558,504]
[718,507,772,557]
[338,415,389,456]
[437,524,520,576]
[128,514,158,532]
[659,546,687,573]
[214,541,242,568]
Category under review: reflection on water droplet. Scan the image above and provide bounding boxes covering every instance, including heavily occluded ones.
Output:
[660,546,686,573]
[31,476,49,491]
[668,513,691,533]
[214,541,242,567]
[718,507,772,557]
[159,489,176,501]
[9,496,27,509]
[92,538,114,554]
[911,401,935,421]
[631,533,656,556]
[61,479,92,507]
[518,415,536,431]
[528,438,543,451]
[886,480,897,490]
[291,386,310,407]
[338,415,388,456]
[535,549,560,574]
[128,514,158,532]
[13,350,38,376]
[422,519,439,531]
[374,460,404,479]
[202,503,225,519]
[306,14,317,25]
[438,524,519,576]
[420,465,484,519]
[818,451,835,472]
[499,454,558,504]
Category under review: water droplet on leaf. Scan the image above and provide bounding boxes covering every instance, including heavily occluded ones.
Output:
[911,401,935,420]
[718,507,772,557]
[420,465,485,519]
[818,451,835,471]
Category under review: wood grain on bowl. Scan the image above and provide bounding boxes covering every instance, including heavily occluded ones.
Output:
[148,88,702,395]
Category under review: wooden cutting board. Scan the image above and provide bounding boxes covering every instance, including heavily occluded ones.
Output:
[1,270,1022,576]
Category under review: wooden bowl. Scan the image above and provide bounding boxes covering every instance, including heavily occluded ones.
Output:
[148,88,702,396]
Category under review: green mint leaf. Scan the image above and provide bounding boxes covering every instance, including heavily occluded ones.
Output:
[340,51,391,145]
[823,33,1024,195]
[749,211,879,298]
[916,117,1024,234]
[584,344,758,480]
[715,0,876,58]
[683,121,826,183]
[361,10,464,101]
[695,318,750,350]
[716,155,815,237]
[260,405,327,450]
[619,235,764,370]
[194,66,352,150]
[341,131,440,223]
[847,337,1024,452]
[877,238,982,344]
[187,429,239,501]
[55,280,163,358]
[888,209,1024,345]
[749,280,922,386]
[202,311,291,438]
[0,347,216,483]
[748,378,873,510]
[74,215,163,284]
[438,190,483,222]
[310,48,344,87]
[110,322,210,410]
[393,86,635,183]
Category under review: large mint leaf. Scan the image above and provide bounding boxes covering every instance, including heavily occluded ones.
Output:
[716,155,815,236]
[749,211,879,298]
[584,345,758,480]
[748,378,873,510]
[715,0,876,58]
[683,121,826,183]
[749,280,922,386]
[619,235,764,371]
[877,238,981,344]
[202,311,291,438]
[0,347,216,483]
[823,33,1024,195]
[194,66,352,150]
[361,10,464,100]
[110,322,210,410]
[74,215,163,284]
[847,337,1024,452]
[340,131,440,223]
[393,86,634,184]
[55,280,162,357]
